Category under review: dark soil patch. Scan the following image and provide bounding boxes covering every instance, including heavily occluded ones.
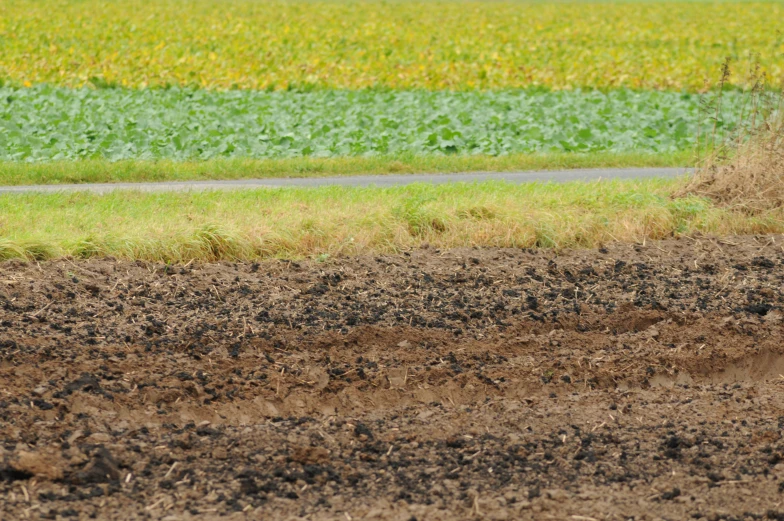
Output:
[1,235,784,519]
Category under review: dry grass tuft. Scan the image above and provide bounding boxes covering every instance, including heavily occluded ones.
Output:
[683,58,784,213]
[685,126,784,212]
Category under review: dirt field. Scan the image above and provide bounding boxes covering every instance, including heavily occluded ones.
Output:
[2,235,784,520]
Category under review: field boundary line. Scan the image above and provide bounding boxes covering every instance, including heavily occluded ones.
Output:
[0,168,692,194]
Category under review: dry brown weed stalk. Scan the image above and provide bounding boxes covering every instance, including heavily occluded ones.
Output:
[684,56,784,212]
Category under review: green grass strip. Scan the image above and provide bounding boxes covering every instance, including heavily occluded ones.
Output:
[1,178,781,262]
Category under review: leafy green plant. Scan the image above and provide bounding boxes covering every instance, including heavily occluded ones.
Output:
[0,87,748,162]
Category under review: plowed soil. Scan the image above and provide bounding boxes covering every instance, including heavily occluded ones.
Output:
[2,235,784,521]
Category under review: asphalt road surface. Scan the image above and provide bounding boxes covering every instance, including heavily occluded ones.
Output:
[0,167,690,193]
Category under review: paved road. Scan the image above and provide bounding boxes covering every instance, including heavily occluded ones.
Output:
[0,167,690,193]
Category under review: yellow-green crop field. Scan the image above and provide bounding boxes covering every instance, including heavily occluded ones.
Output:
[1,0,782,91]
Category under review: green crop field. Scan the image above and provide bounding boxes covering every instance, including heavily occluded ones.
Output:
[0,0,781,260]
[0,0,778,176]
[0,87,747,161]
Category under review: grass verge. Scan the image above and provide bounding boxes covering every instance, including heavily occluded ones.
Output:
[0,151,692,186]
[1,177,781,262]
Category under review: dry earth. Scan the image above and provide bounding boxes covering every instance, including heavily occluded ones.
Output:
[2,235,784,520]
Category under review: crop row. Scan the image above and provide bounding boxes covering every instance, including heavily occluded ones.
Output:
[1,0,781,91]
[0,87,748,161]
